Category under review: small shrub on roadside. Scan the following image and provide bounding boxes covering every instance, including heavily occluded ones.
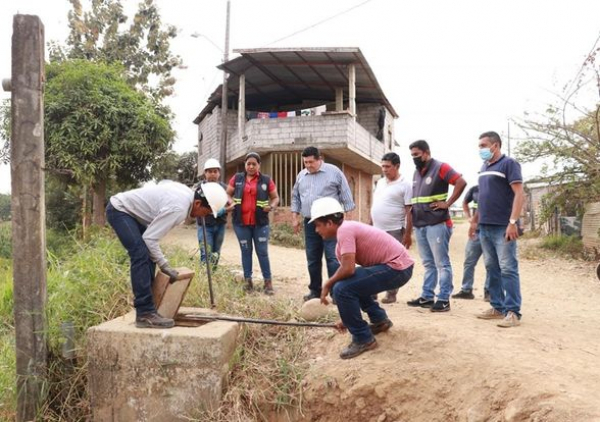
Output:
[0,223,11,259]
[270,223,305,249]
[540,234,584,259]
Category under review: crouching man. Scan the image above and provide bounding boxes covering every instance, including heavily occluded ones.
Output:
[106,181,227,329]
[311,197,415,359]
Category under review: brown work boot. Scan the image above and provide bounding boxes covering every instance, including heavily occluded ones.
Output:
[340,339,378,359]
[264,279,274,295]
[135,312,174,329]
[244,278,254,292]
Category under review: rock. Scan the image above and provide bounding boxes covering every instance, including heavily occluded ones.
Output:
[300,298,332,321]
[355,397,366,410]
[466,406,487,422]
[377,414,387,422]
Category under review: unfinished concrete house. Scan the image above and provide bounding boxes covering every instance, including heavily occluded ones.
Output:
[193,47,398,222]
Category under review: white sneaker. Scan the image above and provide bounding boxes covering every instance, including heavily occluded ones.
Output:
[497,311,520,328]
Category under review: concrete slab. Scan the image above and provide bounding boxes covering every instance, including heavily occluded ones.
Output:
[88,307,239,421]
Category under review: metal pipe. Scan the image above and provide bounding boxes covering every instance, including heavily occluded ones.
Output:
[179,313,336,328]
[200,216,216,308]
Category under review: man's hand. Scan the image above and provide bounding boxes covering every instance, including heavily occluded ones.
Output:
[402,232,412,250]
[468,221,478,240]
[320,283,332,305]
[160,264,179,283]
[292,219,301,235]
[505,223,519,241]
[430,201,449,210]
[334,320,347,333]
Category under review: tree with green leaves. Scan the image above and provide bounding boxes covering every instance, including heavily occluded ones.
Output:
[515,105,599,222]
[45,60,174,227]
[50,0,181,102]
[150,150,199,186]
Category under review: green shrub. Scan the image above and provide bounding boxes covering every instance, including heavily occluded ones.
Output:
[270,223,305,249]
[0,223,11,259]
[540,234,584,258]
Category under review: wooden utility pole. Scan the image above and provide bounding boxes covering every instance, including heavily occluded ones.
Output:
[219,0,231,181]
[507,120,511,157]
[9,15,48,421]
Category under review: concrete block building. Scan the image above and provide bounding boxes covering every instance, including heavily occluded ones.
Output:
[193,47,398,222]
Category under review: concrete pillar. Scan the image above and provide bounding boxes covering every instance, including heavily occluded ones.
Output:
[336,87,343,111]
[238,73,245,139]
[88,308,239,421]
[10,14,47,422]
[348,64,356,116]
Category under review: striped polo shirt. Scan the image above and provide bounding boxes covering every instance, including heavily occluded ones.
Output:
[478,155,522,226]
[291,162,355,218]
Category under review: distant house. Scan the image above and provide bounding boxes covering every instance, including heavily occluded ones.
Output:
[192,47,398,223]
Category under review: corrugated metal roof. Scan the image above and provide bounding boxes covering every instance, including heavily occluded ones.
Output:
[193,47,397,124]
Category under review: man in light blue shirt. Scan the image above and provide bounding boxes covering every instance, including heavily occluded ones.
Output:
[291,146,355,301]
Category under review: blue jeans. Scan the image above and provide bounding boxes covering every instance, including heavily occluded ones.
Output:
[414,222,453,301]
[197,222,226,267]
[332,264,414,344]
[460,232,491,292]
[106,202,156,317]
[233,224,272,280]
[304,218,339,293]
[479,224,521,316]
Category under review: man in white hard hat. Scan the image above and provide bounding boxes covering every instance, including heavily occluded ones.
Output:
[311,197,415,359]
[197,158,231,269]
[106,181,228,328]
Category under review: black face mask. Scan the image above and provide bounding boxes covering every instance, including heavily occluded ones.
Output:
[413,156,426,169]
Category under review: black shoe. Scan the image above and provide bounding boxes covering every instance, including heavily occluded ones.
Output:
[451,290,475,299]
[406,297,434,308]
[339,339,378,359]
[369,319,393,335]
[303,290,320,302]
[431,300,451,312]
[483,289,490,302]
[135,312,174,328]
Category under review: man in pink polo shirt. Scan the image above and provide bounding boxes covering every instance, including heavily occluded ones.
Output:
[311,197,415,359]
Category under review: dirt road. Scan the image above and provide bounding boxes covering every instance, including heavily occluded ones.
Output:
[164,222,600,421]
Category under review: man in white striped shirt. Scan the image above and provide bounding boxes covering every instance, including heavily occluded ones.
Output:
[291,146,356,301]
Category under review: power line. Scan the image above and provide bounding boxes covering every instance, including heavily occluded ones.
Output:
[263,0,377,47]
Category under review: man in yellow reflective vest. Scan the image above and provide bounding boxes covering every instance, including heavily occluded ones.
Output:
[406,140,467,312]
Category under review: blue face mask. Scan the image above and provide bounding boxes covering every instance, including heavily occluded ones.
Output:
[479,148,493,161]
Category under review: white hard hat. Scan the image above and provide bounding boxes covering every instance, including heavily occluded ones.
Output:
[203,158,221,172]
[195,182,228,218]
[308,197,344,223]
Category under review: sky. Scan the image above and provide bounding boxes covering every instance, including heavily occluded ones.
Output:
[2,0,600,195]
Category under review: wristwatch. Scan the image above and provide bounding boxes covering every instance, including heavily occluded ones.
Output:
[509,219,517,225]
